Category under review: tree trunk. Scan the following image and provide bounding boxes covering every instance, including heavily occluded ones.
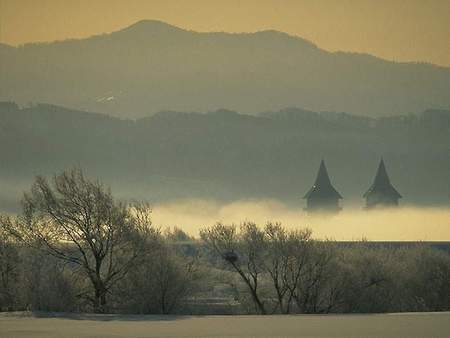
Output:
[93,286,107,313]
[251,289,267,315]
[231,263,266,314]
[91,269,107,314]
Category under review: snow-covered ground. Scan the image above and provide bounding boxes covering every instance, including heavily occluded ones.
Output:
[1,312,449,338]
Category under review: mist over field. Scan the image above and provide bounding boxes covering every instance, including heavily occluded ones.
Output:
[152,199,450,241]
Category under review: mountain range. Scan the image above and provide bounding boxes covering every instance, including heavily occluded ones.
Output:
[0,101,448,211]
[1,20,450,118]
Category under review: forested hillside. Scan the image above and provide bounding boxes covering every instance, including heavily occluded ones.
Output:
[1,20,450,118]
[0,102,449,210]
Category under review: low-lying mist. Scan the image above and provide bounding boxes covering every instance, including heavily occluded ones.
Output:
[151,199,450,241]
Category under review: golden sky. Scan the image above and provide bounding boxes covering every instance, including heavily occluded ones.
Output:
[1,0,450,66]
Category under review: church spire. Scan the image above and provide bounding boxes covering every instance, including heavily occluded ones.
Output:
[364,158,402,208]
[373,158,391,187]
[304,159,342,212]
[314,159,333,188]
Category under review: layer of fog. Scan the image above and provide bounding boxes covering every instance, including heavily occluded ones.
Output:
[151,199,450,241]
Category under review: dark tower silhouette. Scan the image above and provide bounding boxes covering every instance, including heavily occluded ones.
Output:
[303,160,342,213]
[364,158,402,209]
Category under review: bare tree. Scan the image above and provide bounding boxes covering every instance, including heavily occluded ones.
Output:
[0,228,20,311]
[201,222,317,315]
[1,168,153,313]
[200,222,267,314]
[294,241,335,313]
[263,223,312,314]
[152,244,199,314]
[262,222,289,313]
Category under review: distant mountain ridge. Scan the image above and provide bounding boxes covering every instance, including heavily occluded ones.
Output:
[0,101,449,211]
[1,20,449,118]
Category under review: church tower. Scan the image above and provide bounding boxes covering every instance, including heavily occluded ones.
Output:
[303,160,342,213]
[364,158,402,209]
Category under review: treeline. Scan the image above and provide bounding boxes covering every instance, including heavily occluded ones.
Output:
[0,169,449,314]
[202,224,450,314]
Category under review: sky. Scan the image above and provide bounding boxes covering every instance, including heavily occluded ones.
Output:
[1,0,449,67]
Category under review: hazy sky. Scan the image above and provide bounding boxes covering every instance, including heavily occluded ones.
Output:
[1,0,449,66]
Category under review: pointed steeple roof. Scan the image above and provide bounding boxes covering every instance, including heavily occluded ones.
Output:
[303,160,343,199]
[364,158,402,198]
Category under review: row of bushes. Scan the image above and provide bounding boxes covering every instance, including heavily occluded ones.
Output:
[1,229,449,314]
[0,229,202,313]
[201,223,450,314]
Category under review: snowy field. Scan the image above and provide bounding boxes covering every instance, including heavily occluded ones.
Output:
[1,312,449,338]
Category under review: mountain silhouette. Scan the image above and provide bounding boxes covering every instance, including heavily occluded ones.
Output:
[0,101,449,211]
[1,20,449,118]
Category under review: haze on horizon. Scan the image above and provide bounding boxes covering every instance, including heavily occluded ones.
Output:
[151,198,450,241]
[1,0,450,67]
